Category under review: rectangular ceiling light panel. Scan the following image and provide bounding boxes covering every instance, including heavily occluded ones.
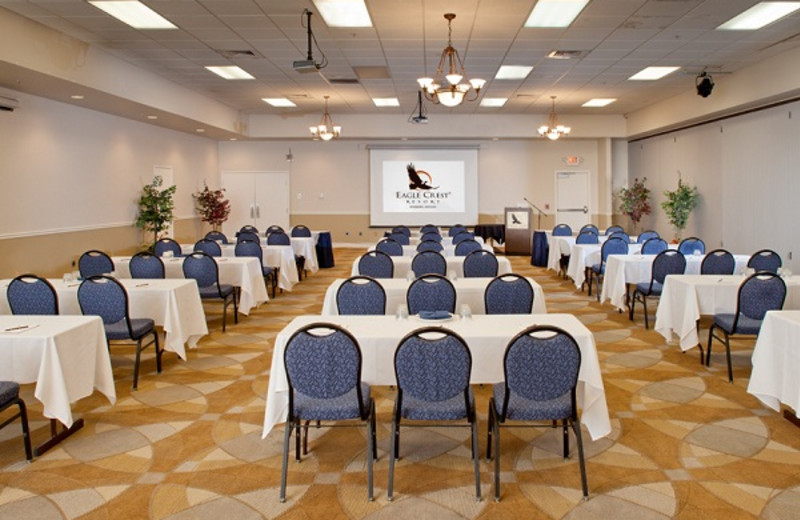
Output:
[582,98,616,107]
[263,98,297,107]
[525,0,590,28]
[495,65,534,80]
[718,2,800,30]
[313,0,373,27]
[88,1,176,29]
[629,66,680,80]
[206,66,254,80]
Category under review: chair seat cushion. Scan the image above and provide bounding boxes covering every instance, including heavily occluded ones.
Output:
[635,281,663,296]
[199,284,234,299]
[400,388,475,421]
[262,266,274,277]
[590,264,603,274]
[293,383,371,421]
[492,383,571,421]
[105,318,155,340]
[0,381,20,404]
[713,313,763,335]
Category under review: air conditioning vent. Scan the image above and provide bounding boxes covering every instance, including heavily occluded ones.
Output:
[546,50,584,60]
[218,50,258,59]
[328,78,360,85]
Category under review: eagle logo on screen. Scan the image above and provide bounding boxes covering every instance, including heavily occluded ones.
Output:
[407,163,438,190]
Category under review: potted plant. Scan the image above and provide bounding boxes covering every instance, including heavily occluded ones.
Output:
[135,175,177,248]
[661,177,699,241]
[193,183,231,231]
[618,177,651,234]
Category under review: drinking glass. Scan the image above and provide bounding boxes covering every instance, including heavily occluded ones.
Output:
[459,304,471,319]
[396,303,409,320]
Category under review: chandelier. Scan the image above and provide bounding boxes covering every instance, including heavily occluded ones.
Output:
[538,96,571,140]
[417,13,486,107]
[309,96,341,141]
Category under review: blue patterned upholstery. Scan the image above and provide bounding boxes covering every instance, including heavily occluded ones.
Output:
[237,231,260,243]
[336,276,386,315]
[420,224,439,234]
[281,323,374,501]
[389,327,480,501]
[747,249,782,273]
[240,225,259,235]
[267,231,291,246]
[552,224,572,236]
[182,252,238,332]
[417,240,444,253]
[388,232,410,245]
[454,239,482,256]
[376,238,403,257]
[291,225,312,237]
[448,225,467,237]
[411,251,447,277]
[129,252,165,279]
[154,238,182,258]
[609,231,630,244]
[701,249,735,275]
[487,325,587,501]
[678,237,705,255]
[452,231,474,244]
[587,237,628,299]
[641,238,668,255]
[205,231,228,244]
[605,225,624,236]
[576,231,598,244]
[193,239,222,257]
[78,250,114,278]
[637,230,659,243]
[358,250,394,278]
[463,250,498,278]
[7,275,58,315]
[421,231,442,242]
[234,240,277,297]
[707,272,787,381]
[0,380,33,461]
[77,275,161,389]
[579,224,599,236]
[485,274,534,314]
[630,249,686,328]
[266,225,284,235]
[407,274,456,314]
[392,226,411,237]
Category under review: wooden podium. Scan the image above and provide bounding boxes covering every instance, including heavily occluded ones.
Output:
[504,207,532,255]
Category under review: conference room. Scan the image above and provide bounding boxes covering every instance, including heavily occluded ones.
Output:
[2,0,800,517]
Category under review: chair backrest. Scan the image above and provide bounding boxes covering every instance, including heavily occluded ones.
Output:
[388,232,410,245]
[678,237,705,255]
[375,238,403,257]
[182,252,220,290]
[448,225,467,237]
[266,225,284,235]
[394,328,471,406]
[358,250,394,278]
[266,230,291,246]
[575,231,599,245]
[747,249,782,273]
[154,238,182,258]
[736,272,787,322]
[290,225,312,237]
[641,237,668,255]
[234,239,263,263]
[552,223,572,236]
[609,231,630,244]
[407,274,456,314]
[417,239,444,253]
[411,251,447,277]
[637,230,659,243]
[498,325,580,419]
[455,239,482,256]
[579,224,599,235]
[420,224,439,234]
[7,274,58,315]
[485,274,534,314]
[392,226,411,237]
[336,276,386,315]
[600,237,628,266]
[463,250,499,278]
[77,275,130,332]
[284,323,368,420]
[78,250,114,278]
[205,231,228,244]
[237,231,260,243]
[650,249,687,286]
[452,231,474,244]
[421,231,442,242]
[605,225,624,236]
[701,249,735,275]
[194,238,222,257]
[129,251,165,279]
[240,225,259,235]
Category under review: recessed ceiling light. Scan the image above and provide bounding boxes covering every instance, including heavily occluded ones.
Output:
[70,95,84,100]
[88,1,176,29]
[147,115,158,119]
[373,98,399,107]
[229,138,238,141]
[495,66,533,80]
[262,98,297,107]
[196,128,205,133]
[718,2,800,30]
[525,0,590,28]
[582,98,616,107]
[312,0,373,27]
[629,66,680,80]
[480,98,508,107]
[205,66,254,80]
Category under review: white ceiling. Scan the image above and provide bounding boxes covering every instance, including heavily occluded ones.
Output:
[2,0,800,118]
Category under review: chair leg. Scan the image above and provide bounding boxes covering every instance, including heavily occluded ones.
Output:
[493,416,501,502]
[642,296,649,330]
[132,339,143,390]
[571,418,589,500]
[154,331,162,373]
[724,332,734,383]
[16,399,33,462]
[388,414,398,501]
[486,398,494,461]
[367,402,374,502]
[595,274,602,302]
[280,420,293,502]
[302,420,310,455]
[221,297,227,333]
[706,325,716,366]
[629,291,636,321]
[295,418,302,462]
[562,420,569,460]
[586,272,593,296]
[233,291,239,324]
[471,419,482,501]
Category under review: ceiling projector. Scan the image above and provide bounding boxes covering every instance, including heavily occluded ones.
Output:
[293,59,321,73]
[410,114,429,124]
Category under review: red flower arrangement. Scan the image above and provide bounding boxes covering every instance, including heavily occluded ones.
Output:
[193,183,231,230]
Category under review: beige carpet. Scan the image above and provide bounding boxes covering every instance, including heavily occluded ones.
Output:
[1,248,800,519]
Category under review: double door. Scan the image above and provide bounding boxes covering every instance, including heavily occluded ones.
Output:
[221,171,290,237]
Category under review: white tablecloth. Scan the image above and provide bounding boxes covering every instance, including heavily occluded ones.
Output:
[600,254,750,311]
[291,237,318,273]
[654,275,800,351]
[322,276,547,316]
[748,310,800,415]
[351,255,512,279]
[0,315,115,427]
[263,314,609,441]
[182,244,299,291]
[113,256,268,315]
[406,236,484,247]
[398,242,492,257]
[566,243,642,289]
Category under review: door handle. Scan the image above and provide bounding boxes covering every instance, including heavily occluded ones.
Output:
[583,205,588,214]
[249,204,254,219]
[256,204,261,219]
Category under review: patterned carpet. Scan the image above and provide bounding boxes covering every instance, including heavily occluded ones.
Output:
[1,248,800,519]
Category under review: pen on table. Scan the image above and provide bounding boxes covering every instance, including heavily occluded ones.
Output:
[135,283,149,287]
[3,325,29,332]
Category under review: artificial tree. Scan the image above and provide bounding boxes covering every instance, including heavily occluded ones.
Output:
[193,183,231,231]
[661,177,699,241]
[135,175,176,248]
[618,177,651,234]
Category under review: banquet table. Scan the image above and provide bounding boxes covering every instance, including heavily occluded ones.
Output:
[289,236,319,273]
[113,256,268,315]
[398,242,493,257]
[654,274,800,351]
[262,313,610,441]
[181,243,299,291]
[600,253,750,311]
[0,315,116,454]
[566,243,642,289]
[321,276,547,316]
[351,254,512,279]
[747,310,800,417]
[406,236,485,247]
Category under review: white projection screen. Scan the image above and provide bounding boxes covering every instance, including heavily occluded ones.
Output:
[369,147,479,227]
